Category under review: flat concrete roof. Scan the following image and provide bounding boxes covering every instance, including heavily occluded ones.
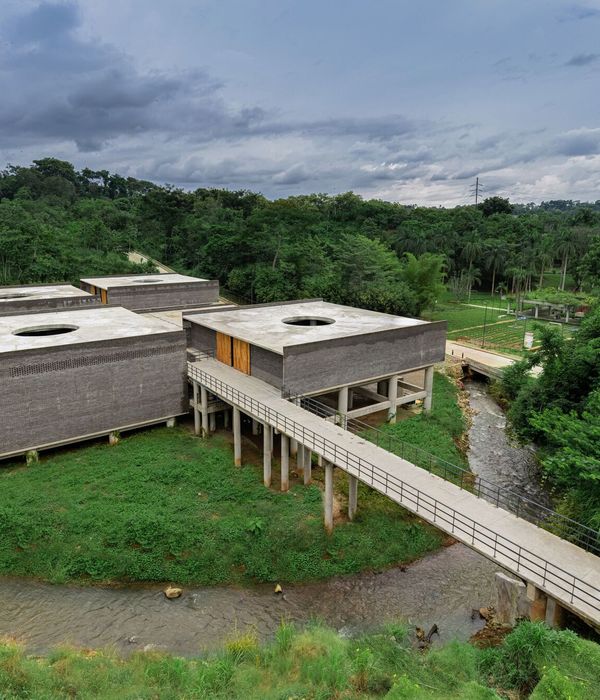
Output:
[185,300,428,355]
[0,306,181,354]
[142,302,237,329]
[0,284,92,303]
[80,273,208,289]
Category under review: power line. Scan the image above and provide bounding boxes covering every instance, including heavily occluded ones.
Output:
[469,176,484,205]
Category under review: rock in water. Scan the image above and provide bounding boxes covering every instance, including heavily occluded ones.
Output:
[164,586,183,599]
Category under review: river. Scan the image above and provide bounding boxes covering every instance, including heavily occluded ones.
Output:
[0,378,547,657]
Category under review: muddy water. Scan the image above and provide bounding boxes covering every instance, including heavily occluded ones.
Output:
[0,381,541,657]
[465,379,552,506]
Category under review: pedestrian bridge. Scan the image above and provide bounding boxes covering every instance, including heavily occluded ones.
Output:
[188,356,600,629]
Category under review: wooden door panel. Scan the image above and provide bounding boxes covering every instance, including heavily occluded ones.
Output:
[100,289,108,304]
[233,338,251,375]
[216,332,233,365]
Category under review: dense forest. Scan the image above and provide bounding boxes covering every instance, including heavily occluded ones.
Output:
[2,158,600,532]
[2,158,600,316]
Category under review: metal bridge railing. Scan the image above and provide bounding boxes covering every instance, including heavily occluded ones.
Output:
[188,361,600,620]
[281,389,600,557]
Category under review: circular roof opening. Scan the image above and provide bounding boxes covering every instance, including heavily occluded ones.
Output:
[0,293,34,300]
[282,316,335,327]
[13,324,79,337]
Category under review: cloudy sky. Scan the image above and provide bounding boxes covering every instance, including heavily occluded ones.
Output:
[1,0,600,205]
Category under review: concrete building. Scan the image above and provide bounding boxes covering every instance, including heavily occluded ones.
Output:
[79,273,220,312]
[185,299,446,422]
[0,306,187,460]
[0,284,99,314]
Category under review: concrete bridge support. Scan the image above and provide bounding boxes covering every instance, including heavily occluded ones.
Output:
[388,375,399,423]
[192,381,201,436]
[324,461,334,534]
[263,424,272,487]
[337,386,349,428]
[233,407,241,466]
[251,419,260,436]
[200,385,209,437]
[280,434,289,492]
[348,474,358,520]
[303,446,312,484]
[424,366,434,413]
[526,582,548,622]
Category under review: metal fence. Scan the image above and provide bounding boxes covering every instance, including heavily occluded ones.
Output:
[188,361,600,621]
[283,391,600,557]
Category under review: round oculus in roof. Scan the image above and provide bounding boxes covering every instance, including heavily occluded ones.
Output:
[281,316,335,327]
[13,324,79,337]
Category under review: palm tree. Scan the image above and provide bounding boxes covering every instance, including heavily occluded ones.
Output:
[461,232,484,301]
[484,238,508,296]
[555,229,576,291]
[536,234,554,289]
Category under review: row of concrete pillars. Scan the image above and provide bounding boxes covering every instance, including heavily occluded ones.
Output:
[192,380,357,533]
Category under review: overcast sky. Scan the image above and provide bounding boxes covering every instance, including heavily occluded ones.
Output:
[1,0,600,205]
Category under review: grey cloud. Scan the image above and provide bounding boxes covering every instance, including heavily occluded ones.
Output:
[559,5,600,22]
[554,128,600,156]
[565,52,600,66]
[272,164,311,185]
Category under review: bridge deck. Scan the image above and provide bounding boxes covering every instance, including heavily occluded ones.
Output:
[188,357,600,627]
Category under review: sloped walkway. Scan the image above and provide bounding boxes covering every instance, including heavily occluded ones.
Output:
[188,357,600,627]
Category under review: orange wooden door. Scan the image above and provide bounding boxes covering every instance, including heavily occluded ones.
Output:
[216,332,233,365]
[233,338,251,375]
[100,289,108,304]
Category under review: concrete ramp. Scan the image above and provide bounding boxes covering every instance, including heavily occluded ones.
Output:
[188,357,600,628]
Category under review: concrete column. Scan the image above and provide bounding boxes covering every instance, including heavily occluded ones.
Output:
[233,407,242,466]
[337,386,349,428]
[192,381,201,436]
[348,474,358,520]
[290,438,298,458]
[209,412,216,432]
[280,434,289,492]
[251,419,260,436]
[347,388,354,411]
[424,366,434,413]
[223,410,230,429]
[263,424,272,487]
[387,375,399,423]
[526,582,548,622]
[297,443,305,470]
[166,417,176,428]
[545,597,565,628]
[303,447,312,485]
[108,431,120,446]
[377,380,388,397]
[324,462,334,534]
[200,385,209,437]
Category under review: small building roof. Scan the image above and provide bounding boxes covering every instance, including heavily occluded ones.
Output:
[184,300,428,355]
[0,306,180,354]
[80,273,208,289]
[0,284,92,303]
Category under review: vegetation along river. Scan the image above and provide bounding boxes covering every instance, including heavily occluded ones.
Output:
[0,377,548,657]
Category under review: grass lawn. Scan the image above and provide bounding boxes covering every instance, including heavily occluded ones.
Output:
[1,621,598,699]
[372,373,468,471]
[0,426,443,586]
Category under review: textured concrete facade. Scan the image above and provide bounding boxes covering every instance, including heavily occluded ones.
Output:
[185,300,447,396]
[0,314,187,459]
[104,281,219,311]
[0,284,99,314]
[80,274,219,312]
[283,322,447,394]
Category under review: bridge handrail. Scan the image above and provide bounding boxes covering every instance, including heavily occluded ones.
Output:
[282,391,600,557]
[189,360,600,619]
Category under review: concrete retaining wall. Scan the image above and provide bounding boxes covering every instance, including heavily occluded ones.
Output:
[0,332,187,458]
